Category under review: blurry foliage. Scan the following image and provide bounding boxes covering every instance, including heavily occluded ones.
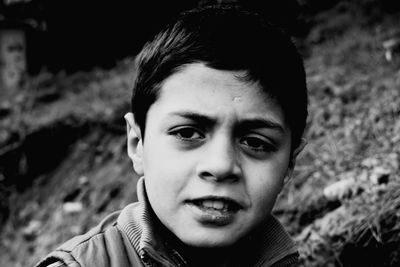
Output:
[297,179,400,267]
[1,0,400,266]
[274,2,400,266]
[0,58,137,267]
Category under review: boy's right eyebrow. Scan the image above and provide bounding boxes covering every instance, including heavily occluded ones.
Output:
[169,111,216,126]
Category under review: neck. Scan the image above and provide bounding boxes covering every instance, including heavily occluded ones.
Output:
[180,244,235,267]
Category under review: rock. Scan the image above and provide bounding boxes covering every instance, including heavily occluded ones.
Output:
[361,157,380,168]
[369,166,391,185]
[323,178,359,201]
[78,175,89,186]
[387,153,399,171]
[383,37,400,62]
[22,220,42,240]
[0,101,11,118]
[63,201,83,214]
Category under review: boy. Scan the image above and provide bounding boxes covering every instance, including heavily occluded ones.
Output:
[36,5,307,267]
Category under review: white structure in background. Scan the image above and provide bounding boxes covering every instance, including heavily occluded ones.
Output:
[383,37,400,62]
[0,0,45,97]
[0,27,26,90]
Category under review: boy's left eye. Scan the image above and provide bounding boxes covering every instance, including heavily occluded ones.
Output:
[240,136,276,152]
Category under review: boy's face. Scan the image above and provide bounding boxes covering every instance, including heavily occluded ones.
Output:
[127,63,299,248]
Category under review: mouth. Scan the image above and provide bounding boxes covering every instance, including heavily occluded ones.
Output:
[186,196,243,212]
[185,197,243,226]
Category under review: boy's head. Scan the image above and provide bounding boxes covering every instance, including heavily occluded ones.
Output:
[131,5,307,151]
[125,5,307,248]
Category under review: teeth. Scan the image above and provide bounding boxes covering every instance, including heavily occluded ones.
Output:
[201,200,214,208]
[212,201,224,210]
[201,200,227,210]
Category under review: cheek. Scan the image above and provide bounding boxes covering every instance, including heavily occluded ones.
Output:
[251,174,283,203]
[142,143,192,200]
[246,159,288,207]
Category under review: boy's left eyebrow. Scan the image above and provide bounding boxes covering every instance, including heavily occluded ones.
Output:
[239,119,285,133]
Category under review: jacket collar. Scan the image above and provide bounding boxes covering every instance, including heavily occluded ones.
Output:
[118,177,298,266]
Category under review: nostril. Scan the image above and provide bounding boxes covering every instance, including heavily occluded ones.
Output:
[199,170,239,182]
[199,171,213,179]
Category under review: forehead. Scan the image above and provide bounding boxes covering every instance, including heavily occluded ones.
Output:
[151,63,287,128]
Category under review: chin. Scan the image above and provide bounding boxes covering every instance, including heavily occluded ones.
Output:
[178,229,242,248]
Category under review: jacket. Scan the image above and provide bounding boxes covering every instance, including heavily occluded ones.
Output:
[35,177,300,267]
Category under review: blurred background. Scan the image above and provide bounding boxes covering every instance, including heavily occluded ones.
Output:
[1,0,400,266]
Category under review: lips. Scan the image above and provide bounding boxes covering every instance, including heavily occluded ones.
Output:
[186,196,243,226]
[188,197,243,212]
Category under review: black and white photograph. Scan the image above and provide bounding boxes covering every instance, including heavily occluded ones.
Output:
[1,0,400,266]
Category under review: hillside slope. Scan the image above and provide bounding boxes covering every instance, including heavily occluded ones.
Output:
[1,2,400,266]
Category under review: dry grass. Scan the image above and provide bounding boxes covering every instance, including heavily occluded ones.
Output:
[297,178,400,266]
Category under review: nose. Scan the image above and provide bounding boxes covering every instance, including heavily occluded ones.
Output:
[196,134,241,182]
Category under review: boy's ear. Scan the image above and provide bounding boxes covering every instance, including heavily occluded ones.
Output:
[124,112,144,176]
[284,138,307,184]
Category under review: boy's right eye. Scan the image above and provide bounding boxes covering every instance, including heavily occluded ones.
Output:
[169,127,205,141]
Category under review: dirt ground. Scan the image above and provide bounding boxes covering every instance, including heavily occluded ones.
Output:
[1,1,400,266]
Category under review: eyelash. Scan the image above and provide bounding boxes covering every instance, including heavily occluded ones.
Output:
[169,127,276,154]
[239,136,277,153]
[169,127,205,142]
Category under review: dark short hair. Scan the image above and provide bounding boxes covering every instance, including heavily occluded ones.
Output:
[131,5,308,149]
